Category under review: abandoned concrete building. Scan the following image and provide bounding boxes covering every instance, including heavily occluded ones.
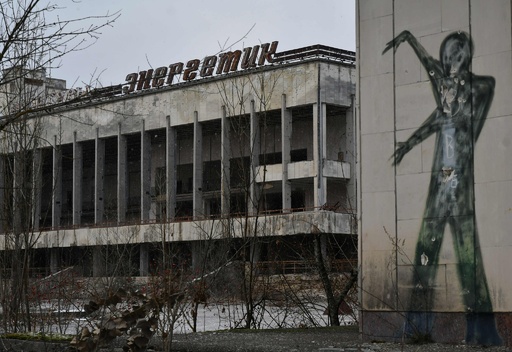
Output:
[0,43,357,278]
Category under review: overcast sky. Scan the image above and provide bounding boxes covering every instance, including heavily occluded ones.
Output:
[51,0,356,88]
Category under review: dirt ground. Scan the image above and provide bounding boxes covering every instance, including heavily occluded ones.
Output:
[169,326,512,352]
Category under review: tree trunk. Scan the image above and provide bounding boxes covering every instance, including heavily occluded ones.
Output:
[313,234,340,326]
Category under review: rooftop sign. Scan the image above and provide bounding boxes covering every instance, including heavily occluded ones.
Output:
[122,41,279,94]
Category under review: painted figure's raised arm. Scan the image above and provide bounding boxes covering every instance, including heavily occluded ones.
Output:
[392,109,441,165]
[383,30,443,78]
[472,76,495,141]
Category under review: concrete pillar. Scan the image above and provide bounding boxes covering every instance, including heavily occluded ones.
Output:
[50,248,59,274]
[73,132,83,226]
[191,241,204,270]
[320,234,330,271]
[249,100,260,215]
[166,116,177,221]
[250,239,262,263]
[12,153,21,232]
[141,120,151,221]
[281,94,292,212]
[346,96,356,213]
[0,157,5,233]
[221,107,230,217]
[313,103,327,208]
[52,136,62,228]
[193,112,203,219]
[32,148,42,231]
[95,128,105,224]
[140,243,149,276]
[118,124,128,223]
[92,246,105,277]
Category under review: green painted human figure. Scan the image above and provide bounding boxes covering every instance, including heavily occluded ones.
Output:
[383,31,501,345]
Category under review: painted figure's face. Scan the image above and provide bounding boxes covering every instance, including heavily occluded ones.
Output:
[440,33,472,77]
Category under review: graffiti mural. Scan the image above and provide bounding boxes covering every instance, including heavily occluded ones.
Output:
[383,30,501,345]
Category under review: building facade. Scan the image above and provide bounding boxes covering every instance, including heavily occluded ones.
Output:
[0,44,357,279]
[358,0,512,346]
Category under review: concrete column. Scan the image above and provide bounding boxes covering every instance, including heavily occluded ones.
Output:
[313,103,327,208]
[12,153,21,232]
[95,129,105,224]
[141,120,151,221]
[346,96,356,213]
[281,94,292,212]
[92,246,105,277]
[52,136,62,228]
[73,132,83,226]
[118,124,128,223]
[250,239,262,263]
[191,241,204,270]
[249,100,260,215]
[193,112,203,219]
[0,157,5,233]
[166,116,177,221]
[50,248,59,274]
[221,107,230,217]
[32,148,42,231]
[140,243,149,276]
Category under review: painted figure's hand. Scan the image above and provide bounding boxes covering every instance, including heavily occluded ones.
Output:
[383,30,412,55]
[392,142,411,166]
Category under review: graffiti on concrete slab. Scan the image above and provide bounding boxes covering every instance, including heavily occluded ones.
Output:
[383,30,501,345]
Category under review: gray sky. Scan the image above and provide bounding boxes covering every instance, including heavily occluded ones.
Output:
[52,0,356,88]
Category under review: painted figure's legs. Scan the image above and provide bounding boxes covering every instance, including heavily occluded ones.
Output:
[409,216,446,312]
[449,216,502,345]
[405,216,446,337]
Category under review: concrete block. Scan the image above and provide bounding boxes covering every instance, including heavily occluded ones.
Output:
[361,191,396,251]
[359,16,394,78]
[441,0,470,32]
[471,0,511,57]
[358,0,392,21]
[396,172,430,221]
[395,81,434,131]
[474,180,512,247]
[360,131,395,192]
[395,0,441,37]
[474,115,512,184]
[360,73,394,134]
[473,51,512,120]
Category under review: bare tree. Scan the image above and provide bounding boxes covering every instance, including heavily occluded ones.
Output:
[0,0,118,333]
[0,0,119,128]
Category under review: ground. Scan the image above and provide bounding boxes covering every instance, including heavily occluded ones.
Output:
[1,326,511,351]
[168,326,511,352]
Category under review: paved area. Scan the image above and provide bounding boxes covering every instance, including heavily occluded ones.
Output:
[169,326,512,352]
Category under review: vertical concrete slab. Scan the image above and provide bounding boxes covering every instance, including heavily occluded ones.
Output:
[313,103,327,208]
[92,246,105,277]
[72,132,83,226]
[52,135,62,228]
[0,157,4,233]
[32,148,42,231]
[221,107,231,216]
[95,128,105,224]
[141,120,151,221]
[139,243,149,276]
[281,94,292,211]
[193,112,203,219]
[249,100,261,215]
[50,248,59,274]
[166,116,177,221]
[118,124,128,223]
[12,153,21,232]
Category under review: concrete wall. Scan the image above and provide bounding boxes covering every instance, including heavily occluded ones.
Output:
[37,61,354,147]
[358,0,512,346]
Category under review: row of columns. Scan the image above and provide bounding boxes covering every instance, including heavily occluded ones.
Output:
[26,96,329,230]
